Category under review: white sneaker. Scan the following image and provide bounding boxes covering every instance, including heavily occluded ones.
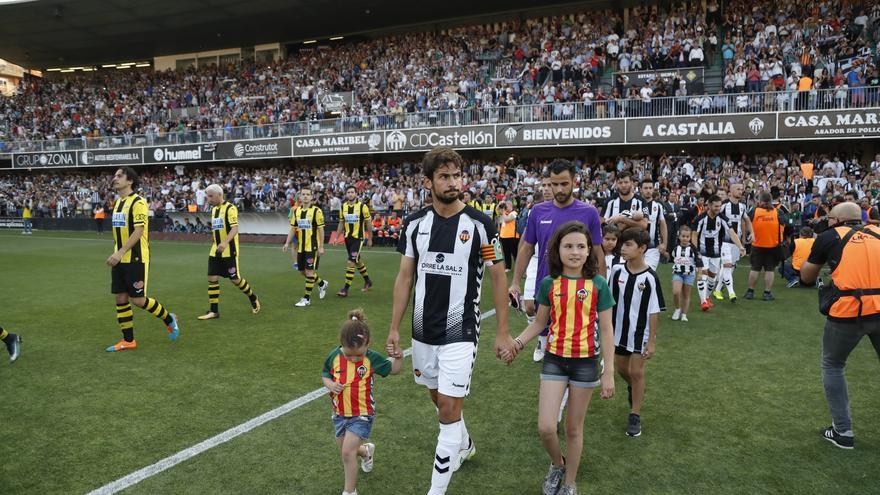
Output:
[319,280,329,299]
[452,438,475,472]
[671,309,681,321]
[681,314,689,322]
[295,297,311,307]
[361,442,375,473]
[533,342,545,362]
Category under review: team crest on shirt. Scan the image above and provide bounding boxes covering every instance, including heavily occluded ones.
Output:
[638,282,647,291]
[133,281,144,289]
[576,288,590,302]
[356,364,368,378]
[414,369,422,377]
[459,230,470,243]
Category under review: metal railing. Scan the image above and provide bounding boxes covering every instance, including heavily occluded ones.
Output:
[4,86,880,154]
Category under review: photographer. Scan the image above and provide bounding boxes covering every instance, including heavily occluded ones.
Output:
[799,202,880,450]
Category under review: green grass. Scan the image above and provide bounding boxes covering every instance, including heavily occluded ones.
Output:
[0,231,878,494]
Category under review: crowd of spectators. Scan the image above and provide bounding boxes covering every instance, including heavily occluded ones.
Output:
[3,1,880,151]
[2,150,879,237]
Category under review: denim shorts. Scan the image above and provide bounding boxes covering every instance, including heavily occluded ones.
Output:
[540,352,600,388]
[672,273,695,286]
[332,414,374,439]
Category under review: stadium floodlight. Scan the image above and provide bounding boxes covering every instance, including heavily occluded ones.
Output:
[101,64,117,68]
[46,68,62,72]
[303,40,317,44]
[118,62,136,66]
[60,69,74,72]
[116,65,131,69]
[330,36,344,40]
[0,0,40,5]
[135,63,150,67]
[69,67,83,70]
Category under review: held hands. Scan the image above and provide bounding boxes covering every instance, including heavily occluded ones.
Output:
[106,251,123,267]
[507,283,521,304]
[385,330,403,359]
[496,335,520,365]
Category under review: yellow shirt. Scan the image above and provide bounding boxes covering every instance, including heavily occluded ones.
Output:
[210,202,239,258]
[291,205,325,253]
[112,193,150,263]
[340,201,371,240]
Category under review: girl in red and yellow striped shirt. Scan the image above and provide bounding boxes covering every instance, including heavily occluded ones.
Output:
[321,309,401,495]
[506,221,616,495]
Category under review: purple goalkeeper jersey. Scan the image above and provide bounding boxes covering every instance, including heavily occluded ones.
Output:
[524,199,604,293]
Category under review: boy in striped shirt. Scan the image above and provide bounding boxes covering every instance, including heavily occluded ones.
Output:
[322,309,401,495]
[609,228,666,438]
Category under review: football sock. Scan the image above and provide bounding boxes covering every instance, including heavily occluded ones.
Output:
[144,297,173,326]
[0,327,7,341]
[344,266,355,288]
[698,276,708,303]
[116,303,134,342]
[430,420,462,494]
[208,282,220,313]
[708,278,716,292]
[459,413,470,450]
[235,278,257,304]
[722,266,735,295]
[304,275,316,299]
[357,262,370,282]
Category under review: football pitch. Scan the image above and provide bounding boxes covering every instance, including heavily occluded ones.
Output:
[0,231,878,495]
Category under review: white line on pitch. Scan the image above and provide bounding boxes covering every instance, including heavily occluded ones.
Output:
[86,308,498,495]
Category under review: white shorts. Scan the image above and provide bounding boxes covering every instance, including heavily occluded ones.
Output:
[523,254,539,301]
[412,340,477,398]
[645,248,661,271]
[721,243,741,266]
[701,256,721,275]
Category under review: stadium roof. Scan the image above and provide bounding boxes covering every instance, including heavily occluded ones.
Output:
[0,0,616,70]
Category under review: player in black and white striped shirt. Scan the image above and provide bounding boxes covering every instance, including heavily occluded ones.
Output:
[609,228,665,438]
[637,179,668,270]
[670,225,702,322]
[604,171,647,232]
[693,195,745,312]
[714,183,753,302]
[387,147,513,494]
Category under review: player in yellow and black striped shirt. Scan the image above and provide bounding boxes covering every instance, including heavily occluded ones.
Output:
[335,186,374,297]
[197,184,261,320]
[283,187,327,307]
[105,167,179,352]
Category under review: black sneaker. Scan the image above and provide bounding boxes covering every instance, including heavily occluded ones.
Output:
[5,333,21,363]
[626,413,641,437]
[817,277,825,289]
[763,292,775,301]
[822,426,854,449]
[744,289,755,300]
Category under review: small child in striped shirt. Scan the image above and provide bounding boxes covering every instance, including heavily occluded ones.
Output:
[321,309,401,495]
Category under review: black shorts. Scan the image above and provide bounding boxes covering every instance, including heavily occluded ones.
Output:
[208,256,241,279]
[344,237,364,263]
[540,352,600,388]
[111,262,148,297]
[750,246,780,272]
[297,251,320,272]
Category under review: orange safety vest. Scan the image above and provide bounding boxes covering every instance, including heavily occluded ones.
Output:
[94,208,106,220]
[751,207,782,248]
[792,237,815,270]
[825,225,880,321]
[500,212,518,239]
[386,217,401,229]
[800,162,814,181]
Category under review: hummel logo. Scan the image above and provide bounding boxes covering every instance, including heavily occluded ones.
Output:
[452,382,466,388]
[540,220,553,224]
[418,231,429,235]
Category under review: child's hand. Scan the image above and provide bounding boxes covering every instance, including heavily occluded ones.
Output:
[642,341,655,360]
[600,374,615,400]
[327,382,344,394]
